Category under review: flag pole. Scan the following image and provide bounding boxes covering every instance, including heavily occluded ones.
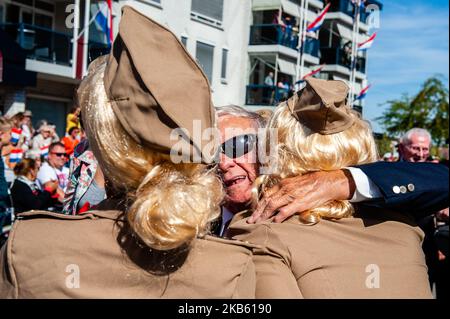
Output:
[349,0,361,106]
[71,0,80,79]
[82,0,91,77]
[299,0,309,82]
[295,0,305,89]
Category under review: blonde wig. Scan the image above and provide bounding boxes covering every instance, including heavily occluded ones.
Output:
[78,58,223,250]
[261,101,378,223]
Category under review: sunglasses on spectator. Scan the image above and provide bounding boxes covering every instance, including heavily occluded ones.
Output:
[51,152,67,158]
[220,134,257,159]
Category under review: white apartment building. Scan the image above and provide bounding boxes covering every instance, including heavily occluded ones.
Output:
[0,0,381,133]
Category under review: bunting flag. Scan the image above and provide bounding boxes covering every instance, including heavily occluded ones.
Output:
[358,33,377,51]
[306,3,331,33]
[10,128,22,144]
[10,148,24,163]
[355,84,372,101]
[40,145,50,158]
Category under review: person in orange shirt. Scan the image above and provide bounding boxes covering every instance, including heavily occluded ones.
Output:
[61,127,80,157]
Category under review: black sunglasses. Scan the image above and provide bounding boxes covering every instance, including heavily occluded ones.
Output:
[220,134,257,159]
[51,152,67,158]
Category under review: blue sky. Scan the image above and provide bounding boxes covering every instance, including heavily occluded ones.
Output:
[363,0,449,132]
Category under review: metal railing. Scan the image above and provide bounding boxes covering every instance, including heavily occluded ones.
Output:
[0,23,112,67]
[328,0,383,23]
[246,84,294,106]
[0,23,72,66]
[320,47,366,73]
[249,24,320,57]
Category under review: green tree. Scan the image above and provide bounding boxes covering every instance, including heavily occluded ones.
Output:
[376,75,449,146]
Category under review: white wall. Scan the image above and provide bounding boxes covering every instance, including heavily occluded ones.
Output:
[114,0,252,107]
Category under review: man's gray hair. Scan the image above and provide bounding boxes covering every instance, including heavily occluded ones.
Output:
[215,105,266,128]
[400,128,432,145]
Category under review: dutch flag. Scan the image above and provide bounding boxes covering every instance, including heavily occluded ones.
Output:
[40,145,49,158]
[10,149,23,163]
[355,84,372,101]
[95,0,113,46]
[358,33,377,51]
[10,128,22,144]
[296,65,325,84]
[307,3,331,33]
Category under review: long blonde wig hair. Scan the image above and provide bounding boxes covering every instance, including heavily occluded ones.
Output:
[261,100,378,223]
[78,58,223,250]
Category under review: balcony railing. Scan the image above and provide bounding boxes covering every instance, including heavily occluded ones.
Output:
[0,23,72,66]
[246,84,294,106]
[320,47,366,73]
[249,24,320,57]
[88,41,111,64]
[328,0,383,23]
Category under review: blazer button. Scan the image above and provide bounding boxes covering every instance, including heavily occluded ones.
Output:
[393,186,401,194]
[400,186,407,194]
[408,184,415,192]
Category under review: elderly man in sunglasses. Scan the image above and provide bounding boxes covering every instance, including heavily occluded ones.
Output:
[36,142,70,209]
[215,105,449,237]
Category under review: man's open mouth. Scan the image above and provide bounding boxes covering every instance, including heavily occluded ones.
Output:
[224,175,247,187]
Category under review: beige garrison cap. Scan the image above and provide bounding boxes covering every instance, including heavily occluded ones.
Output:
[103,6,217,163]
[287,77,355,134]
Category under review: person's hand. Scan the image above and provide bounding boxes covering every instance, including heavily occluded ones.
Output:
[436,208,449,222]
[44,180,58,193]
[56,187,65,203]
[248,170,356,224]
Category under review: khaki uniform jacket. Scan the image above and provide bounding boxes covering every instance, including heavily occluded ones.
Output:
[228,206,432,299]
[0,209,256,298]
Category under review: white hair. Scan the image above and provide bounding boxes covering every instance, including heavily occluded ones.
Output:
[215,105,266,128]
[400,128,432,145]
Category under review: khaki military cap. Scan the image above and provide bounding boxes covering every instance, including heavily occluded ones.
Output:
[287,77,355,134]
[104,6,217,163]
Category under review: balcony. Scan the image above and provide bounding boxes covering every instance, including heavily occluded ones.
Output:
[320,47,366,73]
[0,23,111,78]
[249,24,320,58]
[246,85,294,106]
[0,23,72,66]
[328,0,383,24]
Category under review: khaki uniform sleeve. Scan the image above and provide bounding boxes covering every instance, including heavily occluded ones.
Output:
[0,241,18,298]
[232,223,303,298]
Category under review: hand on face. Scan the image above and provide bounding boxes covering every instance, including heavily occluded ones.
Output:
[248,170,355,223]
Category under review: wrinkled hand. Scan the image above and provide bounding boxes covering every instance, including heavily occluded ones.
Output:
[248,170,355,224]
[436,208,449,222]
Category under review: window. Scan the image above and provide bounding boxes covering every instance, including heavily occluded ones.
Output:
[181,36,188,48]
[221,48,228,81]
[191,0,223,27]
[196,41,214,84]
